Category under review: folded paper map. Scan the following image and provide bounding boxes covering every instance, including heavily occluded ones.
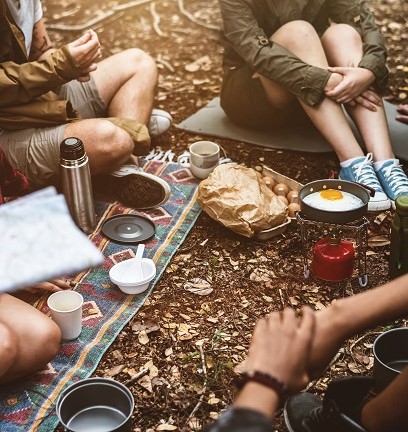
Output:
[0,187,103,292]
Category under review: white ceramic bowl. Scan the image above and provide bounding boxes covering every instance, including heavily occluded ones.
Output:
[109,258,156,294]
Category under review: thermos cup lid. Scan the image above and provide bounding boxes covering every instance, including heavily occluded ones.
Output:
[60,137,85,160]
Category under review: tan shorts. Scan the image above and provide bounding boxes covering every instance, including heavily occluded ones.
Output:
[0,77,106,187]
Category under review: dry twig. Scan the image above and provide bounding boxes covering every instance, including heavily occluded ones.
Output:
[150,2,165,37]
[46,0,153,31]
[186,343,208,423]
[177,0,220,31]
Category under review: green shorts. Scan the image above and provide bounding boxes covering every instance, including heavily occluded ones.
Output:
[0,77,106,187]
[220,64,307,130]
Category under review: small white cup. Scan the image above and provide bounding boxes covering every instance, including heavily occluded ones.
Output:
[47,291,83,341]
[181,141,220,179]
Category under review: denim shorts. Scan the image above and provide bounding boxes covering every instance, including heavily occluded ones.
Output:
[0,77,106,187]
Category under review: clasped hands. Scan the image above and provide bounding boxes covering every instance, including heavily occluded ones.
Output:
[324,66,382,112]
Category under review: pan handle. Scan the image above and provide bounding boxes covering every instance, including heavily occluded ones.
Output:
[356,182,376,197]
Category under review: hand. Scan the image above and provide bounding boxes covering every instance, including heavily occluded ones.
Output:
[244,307,315,392]
[324,72,343,93]
[27,279,71,293]
[67,29,102,82]
[396,104,408,124]
[347,89,383,112]
[325,66,375,104]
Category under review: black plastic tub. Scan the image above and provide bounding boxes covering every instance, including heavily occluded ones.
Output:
[373,328,408,392]
[299,179,371,224]
[56,378,134,432]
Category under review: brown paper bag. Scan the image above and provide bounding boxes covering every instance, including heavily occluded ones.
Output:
[197,164,288,237]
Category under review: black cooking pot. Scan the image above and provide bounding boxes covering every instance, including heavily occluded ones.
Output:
[299,179,372,224]
[373,328,408,392]
[56,377,134,432]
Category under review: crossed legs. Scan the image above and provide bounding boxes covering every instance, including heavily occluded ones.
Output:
[64,49,158,175]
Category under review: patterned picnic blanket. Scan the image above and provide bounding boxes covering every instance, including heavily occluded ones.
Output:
[0,160,201,431]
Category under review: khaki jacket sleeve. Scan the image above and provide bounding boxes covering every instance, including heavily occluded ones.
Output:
[328,0,388,90]
[219,0,331,106]
[0,45,81,108]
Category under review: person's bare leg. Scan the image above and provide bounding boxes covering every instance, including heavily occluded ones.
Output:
[258,20,363,162]
[63,119,134,175]
[0,294,61,384]
[361,367,408,431]
[92,48,158,125]
[321,24,394,161]
[308,273,408,379]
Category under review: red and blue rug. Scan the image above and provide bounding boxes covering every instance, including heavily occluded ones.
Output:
[0,160,201,431]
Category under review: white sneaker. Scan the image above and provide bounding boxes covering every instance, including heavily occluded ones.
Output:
[148,109,172,137]
[110,164,171,209]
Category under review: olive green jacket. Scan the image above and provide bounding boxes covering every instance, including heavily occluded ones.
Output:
[219,0,388,106]
[0,1,150,153]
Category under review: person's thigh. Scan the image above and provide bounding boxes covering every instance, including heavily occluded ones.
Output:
[321,23,363,66]
[91,49,156,106]
[58,77,106,119]
[220,64,295,130]
[0,293,61,382]
[0,124,65,187]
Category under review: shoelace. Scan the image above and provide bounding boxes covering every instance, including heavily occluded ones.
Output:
[381,161,408,195]
[352,153,382,192]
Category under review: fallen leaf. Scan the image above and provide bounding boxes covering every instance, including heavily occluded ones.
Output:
[368,236,391,247]
[156,425,177,431]
[184,278,213,296]
[138,330,149,345]
[104,364,125,377]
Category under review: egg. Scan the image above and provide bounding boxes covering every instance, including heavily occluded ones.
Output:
[288,202,301,217]
[303,189,363,211]
[287,190,299,204]
[277,195,289,206]
[273,183,289,196]
[262,175,275,190]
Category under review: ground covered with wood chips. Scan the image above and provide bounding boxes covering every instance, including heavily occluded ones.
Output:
[45,0,408,430]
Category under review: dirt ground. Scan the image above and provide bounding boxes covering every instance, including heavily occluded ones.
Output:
[44,0,408,430]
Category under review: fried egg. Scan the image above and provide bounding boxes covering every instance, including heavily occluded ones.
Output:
[303,189,363,211]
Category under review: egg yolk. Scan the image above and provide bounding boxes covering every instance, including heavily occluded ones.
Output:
[319,189,343,200]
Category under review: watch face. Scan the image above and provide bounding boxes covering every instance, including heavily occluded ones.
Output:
[101,214,155,243]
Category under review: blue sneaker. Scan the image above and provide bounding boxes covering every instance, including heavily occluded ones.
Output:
[339,153,390,212]
[375,159,408,207]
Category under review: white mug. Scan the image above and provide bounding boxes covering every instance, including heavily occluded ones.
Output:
[179,141,220,179]
[47,290,83,341]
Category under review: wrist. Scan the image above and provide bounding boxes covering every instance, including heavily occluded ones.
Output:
[234,381,280,420]
[235,370,287,402]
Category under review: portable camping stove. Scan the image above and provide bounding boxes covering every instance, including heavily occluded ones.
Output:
[296,212,369,287]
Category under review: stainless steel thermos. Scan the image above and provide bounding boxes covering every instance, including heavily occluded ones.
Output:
[60,137,96,234]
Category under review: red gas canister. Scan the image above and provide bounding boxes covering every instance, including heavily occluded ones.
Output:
[312,237,355,282]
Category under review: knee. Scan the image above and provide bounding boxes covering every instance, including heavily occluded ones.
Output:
[272,20,319,48]
[92,120,134,162]
[0,323,18,375]
[122,48,157,79]
[323,24,362,47]
[34,318,62,362]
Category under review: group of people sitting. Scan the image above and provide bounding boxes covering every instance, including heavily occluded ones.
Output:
[1,0,408,430]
